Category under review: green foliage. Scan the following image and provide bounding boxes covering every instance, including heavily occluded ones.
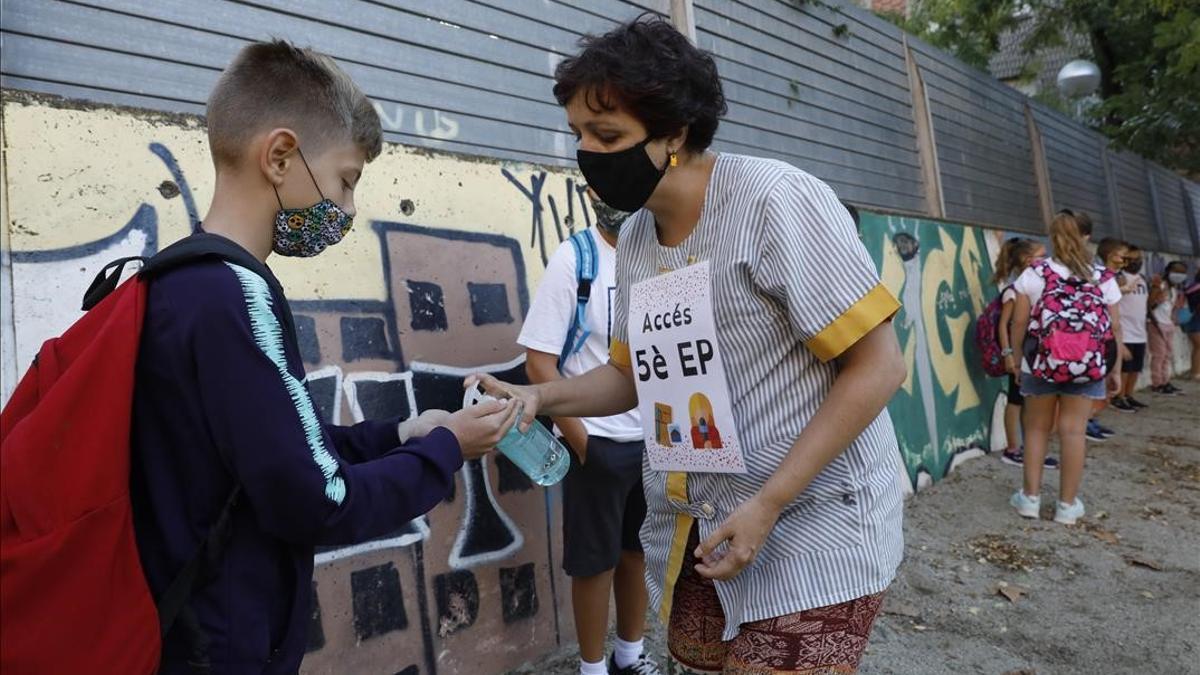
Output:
[878,0,1021,69]
[881,0,1200,174]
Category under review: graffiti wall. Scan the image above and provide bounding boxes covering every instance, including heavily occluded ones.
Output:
[860,212,1009,492]
[860,212,1197,492]
[0,91,599,675]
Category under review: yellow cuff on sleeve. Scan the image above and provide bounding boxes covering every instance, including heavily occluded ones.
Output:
[610,339,631,368]
[806,283,901,362]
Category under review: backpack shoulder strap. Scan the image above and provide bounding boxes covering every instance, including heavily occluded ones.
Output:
[558,230,600,372]
[140,233,299,346]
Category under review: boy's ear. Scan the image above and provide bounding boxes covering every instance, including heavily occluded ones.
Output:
[260,128,300,187]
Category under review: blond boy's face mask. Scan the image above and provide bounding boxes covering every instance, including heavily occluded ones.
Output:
[271,148,354,258]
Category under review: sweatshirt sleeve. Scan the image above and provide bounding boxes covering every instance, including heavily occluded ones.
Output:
[324,419,402,464]
[190,263,463,546]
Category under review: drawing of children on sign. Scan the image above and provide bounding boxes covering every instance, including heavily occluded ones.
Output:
[688,393,723,449]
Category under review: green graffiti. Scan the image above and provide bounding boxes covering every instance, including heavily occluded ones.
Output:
[861,213,1005,489]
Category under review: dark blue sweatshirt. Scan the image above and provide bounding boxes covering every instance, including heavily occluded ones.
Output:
[130,256,462,674]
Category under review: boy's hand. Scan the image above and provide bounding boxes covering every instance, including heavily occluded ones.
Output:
[398,409,452,444]
[464,373,542,433]
[444,399,521,461]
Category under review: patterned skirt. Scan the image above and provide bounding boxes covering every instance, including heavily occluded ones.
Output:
[668,527,885,674]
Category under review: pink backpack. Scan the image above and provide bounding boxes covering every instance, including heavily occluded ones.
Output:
[1027,261,1114,384]
[975,285,1013,377]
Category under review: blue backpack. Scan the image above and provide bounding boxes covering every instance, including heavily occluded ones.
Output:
[558,229,598,373]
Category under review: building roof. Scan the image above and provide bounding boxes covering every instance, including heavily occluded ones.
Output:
[988,15,1092,95]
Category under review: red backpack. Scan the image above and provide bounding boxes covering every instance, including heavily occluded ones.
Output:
[974,285,1013,377]
[0,234,277,674]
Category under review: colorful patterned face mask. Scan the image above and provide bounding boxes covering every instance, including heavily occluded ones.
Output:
[272,149,353,258]
[587,188,631,236]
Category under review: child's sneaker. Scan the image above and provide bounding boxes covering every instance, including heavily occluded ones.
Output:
[1127,396,1149,409]
[1001,448,1059,470]
[1010,491,1041,519]
[1054,498,1086,525]
[1111,397,1136,413]
[1163,383,1184,396]
[1085,420,1107,442]
[609,653,663,675]
[1001,448,1024,466]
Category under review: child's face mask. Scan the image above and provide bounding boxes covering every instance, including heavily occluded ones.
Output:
[272,148,353,258]
[587,188,631,237]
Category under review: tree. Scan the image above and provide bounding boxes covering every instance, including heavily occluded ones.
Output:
[880,0,1200,175]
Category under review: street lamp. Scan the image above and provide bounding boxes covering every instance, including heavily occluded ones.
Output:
[1057,59,1101,119]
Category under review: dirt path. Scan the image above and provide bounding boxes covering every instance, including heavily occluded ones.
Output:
[518,380,1200,675]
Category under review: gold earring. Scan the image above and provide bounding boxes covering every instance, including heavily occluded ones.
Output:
[669,151,679,167]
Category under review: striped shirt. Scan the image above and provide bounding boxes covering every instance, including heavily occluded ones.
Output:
[609,154,904,639]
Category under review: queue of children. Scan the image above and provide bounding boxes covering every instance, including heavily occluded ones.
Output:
[984,212,1194,527]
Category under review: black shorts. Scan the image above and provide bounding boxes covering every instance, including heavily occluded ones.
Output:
[1122,342,1147,373]
[1007,372,1024,406]
[561,436,646,577]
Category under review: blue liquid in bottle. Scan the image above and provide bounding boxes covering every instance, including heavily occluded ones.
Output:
[463,386,570,486]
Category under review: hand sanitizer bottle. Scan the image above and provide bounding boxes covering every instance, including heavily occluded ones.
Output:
[462,384,570,486]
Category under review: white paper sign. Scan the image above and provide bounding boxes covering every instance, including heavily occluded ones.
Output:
[628,261,746,473]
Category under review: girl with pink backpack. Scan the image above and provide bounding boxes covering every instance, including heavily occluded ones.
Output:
[1008,211,1125,525]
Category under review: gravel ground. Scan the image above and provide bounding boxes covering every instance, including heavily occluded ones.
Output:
[515,379,1200,675]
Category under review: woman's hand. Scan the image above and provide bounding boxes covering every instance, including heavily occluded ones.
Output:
[465,373,542,433]
[693,495,782,581]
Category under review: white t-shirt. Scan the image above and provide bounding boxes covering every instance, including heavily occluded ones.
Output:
[1151,285,1177,326]
[517,228,642,441]
[1117,272,1148,344]
[1014,258,1122,373]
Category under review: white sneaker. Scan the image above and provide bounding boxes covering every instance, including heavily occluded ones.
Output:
[1010,491,1041,519]
[1055,498,1086,525]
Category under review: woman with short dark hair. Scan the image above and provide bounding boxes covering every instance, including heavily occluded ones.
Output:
[473,16,906,674]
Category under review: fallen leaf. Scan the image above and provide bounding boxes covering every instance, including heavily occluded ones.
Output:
[997,584,1029,603]
[1141,591,1155,599]
[968,607,981,615]
[913,624,928,631]
[1125,555,1165,571]
[1093,530,1120,545]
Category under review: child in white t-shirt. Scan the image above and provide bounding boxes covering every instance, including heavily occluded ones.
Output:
[992,237,1050,468]
[517,197,656,675]
[1008,211,1122,526]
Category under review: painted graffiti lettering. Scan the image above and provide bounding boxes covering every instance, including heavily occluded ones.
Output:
[502,169,595,266]
[373,102,461,140]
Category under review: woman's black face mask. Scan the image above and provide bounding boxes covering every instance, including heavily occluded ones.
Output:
[577,137,667,212]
